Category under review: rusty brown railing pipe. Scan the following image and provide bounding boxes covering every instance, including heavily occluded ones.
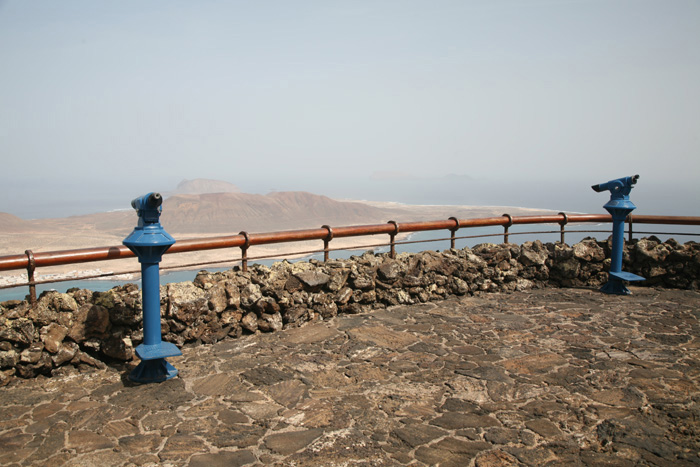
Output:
[628,215,700,225]
[1,213,698,298]
[0,245,135,271]
[4,213,697,273]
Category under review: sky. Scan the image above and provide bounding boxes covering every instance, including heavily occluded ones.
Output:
[0,0,698,218]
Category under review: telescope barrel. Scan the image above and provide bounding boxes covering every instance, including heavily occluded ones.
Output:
[131,192,163,211]
[591,175,638,194]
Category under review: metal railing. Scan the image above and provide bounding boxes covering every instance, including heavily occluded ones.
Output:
[1,213,698,305]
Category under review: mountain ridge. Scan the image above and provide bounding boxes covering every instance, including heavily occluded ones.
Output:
[0,181,555,258]
[0,190,395,241]
[160,191,389,234]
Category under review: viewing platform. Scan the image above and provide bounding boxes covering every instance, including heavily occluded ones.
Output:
[1,286,698,466]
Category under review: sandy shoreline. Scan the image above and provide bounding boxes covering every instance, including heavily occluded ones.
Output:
[0,201,556,289]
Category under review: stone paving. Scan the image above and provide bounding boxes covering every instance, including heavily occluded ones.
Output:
[1,286,699,466]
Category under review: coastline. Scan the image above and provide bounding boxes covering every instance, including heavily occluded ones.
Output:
[0,233,411,290]
[0,199,560,296]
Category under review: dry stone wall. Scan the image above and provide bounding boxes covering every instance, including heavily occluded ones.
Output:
[1,236,698,382]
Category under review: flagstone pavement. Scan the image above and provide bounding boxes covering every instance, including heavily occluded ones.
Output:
[1,286,699,466]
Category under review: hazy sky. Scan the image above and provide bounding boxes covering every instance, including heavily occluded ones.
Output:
[1,0,698,217]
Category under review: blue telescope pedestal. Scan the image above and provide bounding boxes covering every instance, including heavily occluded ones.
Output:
[591,175,645,295]
[123,192,180,383]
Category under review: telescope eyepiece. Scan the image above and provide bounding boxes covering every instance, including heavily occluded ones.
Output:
[631,174,639,185]
[146,193,163,209]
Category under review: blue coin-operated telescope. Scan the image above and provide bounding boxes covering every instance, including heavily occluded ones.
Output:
[123,192,181,383]
[591,175,645,295]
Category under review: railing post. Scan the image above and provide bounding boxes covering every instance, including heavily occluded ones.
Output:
[502,214,513,244]
[558,212,569,244]
[448,217,460,249]
[322,225,333,261]
[628,215,633,242]
[25,250,36,306]
[387,221,399,259]
[239,231,250,272]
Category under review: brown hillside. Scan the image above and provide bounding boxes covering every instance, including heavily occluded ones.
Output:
[161,192,390,234]
[0,191,396,254]
[0,212,29,233]
[0,190,555,261]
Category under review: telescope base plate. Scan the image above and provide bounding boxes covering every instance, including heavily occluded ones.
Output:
[129,358,178,384]
[609,271,645,282]
[135,342,182,360]
[601,271,646,295]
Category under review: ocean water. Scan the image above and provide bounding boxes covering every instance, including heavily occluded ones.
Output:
[2,223,696,302]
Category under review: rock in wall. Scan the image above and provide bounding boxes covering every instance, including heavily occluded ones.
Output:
[1,236,698,383]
